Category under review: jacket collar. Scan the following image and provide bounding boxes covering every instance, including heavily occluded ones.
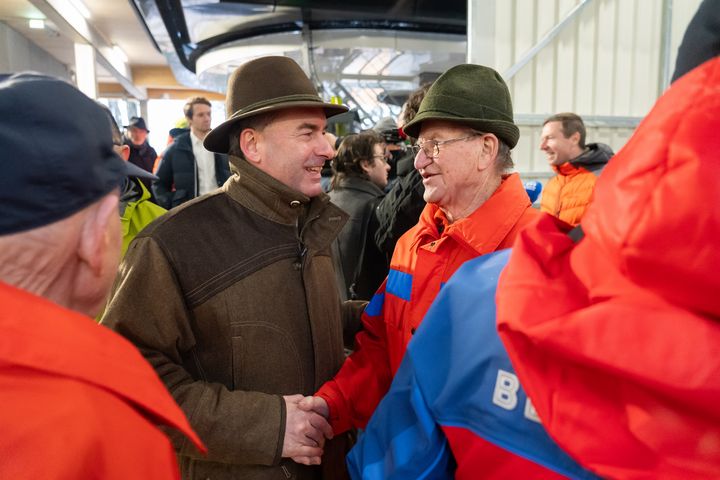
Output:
[126,139,149,153]
[172,132,194,152]
[333,176,385,197]
[0,281,205,454]
[553,161,584,176]
[225,155,348,244]
[416,173,531,255]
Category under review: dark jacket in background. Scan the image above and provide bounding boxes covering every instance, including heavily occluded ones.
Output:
[125,139,158,194]
[153,132,231,209]
[374,152,425,262]
[329,176,387,301]
[102,156,363,480]
[125,139,157,173]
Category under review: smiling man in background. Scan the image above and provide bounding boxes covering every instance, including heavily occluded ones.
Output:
[539,113,613,226]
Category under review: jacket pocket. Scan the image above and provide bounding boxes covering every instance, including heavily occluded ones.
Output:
[231,322,304,393]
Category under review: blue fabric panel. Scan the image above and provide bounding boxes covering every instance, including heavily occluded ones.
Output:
[349,250,600,480]
[386,269,412,301]
[364,293,385,317]
[347,352,454,480]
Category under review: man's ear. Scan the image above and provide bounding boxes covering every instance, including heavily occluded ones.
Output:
[477,134,499,170]
[359,158,372,174]
[119,144,130,161]
[570,131,581,146]
[239,129,261,165]
[77,193,119,277]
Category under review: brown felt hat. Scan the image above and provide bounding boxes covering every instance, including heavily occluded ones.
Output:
[204,56,348,153]
[403,64,519,148]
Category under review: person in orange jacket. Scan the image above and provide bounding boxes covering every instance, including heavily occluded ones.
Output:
[0,73,204,479]
[539,112,613,226]
[299,64,540,438]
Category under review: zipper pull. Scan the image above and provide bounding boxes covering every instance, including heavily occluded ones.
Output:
[294,245,307,271]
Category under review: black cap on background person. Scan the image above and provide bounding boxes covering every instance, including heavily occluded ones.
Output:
[0,72,129,235]
[125,116,150,132]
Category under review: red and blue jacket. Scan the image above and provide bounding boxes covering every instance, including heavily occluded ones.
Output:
[317,173,539,434]
[347,250,600,479]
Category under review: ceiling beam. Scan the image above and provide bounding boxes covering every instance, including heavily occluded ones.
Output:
[131,66,183,88]
[27,0,147,100]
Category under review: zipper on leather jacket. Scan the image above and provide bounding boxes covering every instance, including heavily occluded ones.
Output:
[295,243,308,271]
[294,210,320,272]
[281,465,292,478]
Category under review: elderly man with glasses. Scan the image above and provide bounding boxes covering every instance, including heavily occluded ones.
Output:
[300,64,540,440]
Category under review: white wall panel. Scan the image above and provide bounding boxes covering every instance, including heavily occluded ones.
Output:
[468,0,705,179]
[533,1,558,112]
[513,0,536,111]
[594,0,616,115]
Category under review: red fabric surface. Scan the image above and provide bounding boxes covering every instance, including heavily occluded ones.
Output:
[0,281,205,478]
[497,58,720,479]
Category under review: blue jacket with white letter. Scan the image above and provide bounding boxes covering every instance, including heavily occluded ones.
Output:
[347,250,599,480]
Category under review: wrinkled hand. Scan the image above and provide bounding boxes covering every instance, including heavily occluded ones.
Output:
[282,395,334,466]
[297,395,330,419]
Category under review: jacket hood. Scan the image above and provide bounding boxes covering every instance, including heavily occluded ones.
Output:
[496,57,720,479]
[583,65,719,316]
[568,142,613,169]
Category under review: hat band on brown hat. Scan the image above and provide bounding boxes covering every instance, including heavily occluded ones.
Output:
[228,93,329,119]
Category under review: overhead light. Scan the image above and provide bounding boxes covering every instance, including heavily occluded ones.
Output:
[113,45,128,64]
[68,0,91,20]
[74,42,97,99]
[29,19,45,29]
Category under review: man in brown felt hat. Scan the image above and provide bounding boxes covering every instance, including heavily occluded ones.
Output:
[102,56,365,479]
[300,63,541,444]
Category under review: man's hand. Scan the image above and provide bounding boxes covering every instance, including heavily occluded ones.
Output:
[297,395,330,419]
[282,395,333,466]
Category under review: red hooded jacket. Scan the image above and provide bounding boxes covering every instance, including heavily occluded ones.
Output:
[497,57,720,479]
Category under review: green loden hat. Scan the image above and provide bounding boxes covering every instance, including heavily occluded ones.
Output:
[402,64,519,148]
[204,56,348,153]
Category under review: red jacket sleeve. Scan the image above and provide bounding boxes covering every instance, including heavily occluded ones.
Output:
[317,280,394,434]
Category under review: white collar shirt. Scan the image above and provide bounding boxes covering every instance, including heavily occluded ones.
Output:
[190,131,217,196]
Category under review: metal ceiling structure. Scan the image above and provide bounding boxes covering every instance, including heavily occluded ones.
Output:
[132,0,468,127]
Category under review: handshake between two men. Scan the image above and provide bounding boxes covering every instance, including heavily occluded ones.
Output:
[282,395,332,465]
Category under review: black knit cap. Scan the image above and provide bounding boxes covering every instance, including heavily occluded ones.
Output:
[403,64,520,148]
[0,73,127,235]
